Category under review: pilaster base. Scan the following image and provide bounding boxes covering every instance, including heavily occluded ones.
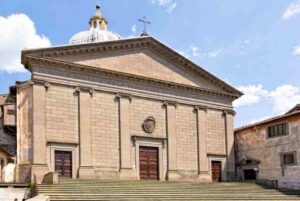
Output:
[15,164,31,183]
[197,172,212,182]
[119,168,136,180]
[31,164,49,184]
[79,166,95,179]
[167,170,181,180]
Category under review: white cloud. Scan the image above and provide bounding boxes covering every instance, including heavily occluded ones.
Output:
[0,13,51,73]
[269,84,300,114]
[151,0,177,13]
[131,24,137,33]
[293,45,300,55]
[207,49,223,58]
[233,84,268,107]
[179,45,223,60]
[190,45,200,57]
[234,84,300,115]
[249,115,272,124]
[282,0,300,19]
[166,3,177,13]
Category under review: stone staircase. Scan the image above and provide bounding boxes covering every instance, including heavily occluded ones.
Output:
[38,179,300,201]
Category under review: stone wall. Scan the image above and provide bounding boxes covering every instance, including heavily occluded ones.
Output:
[45,85,78,143]
[90,91,119,168]
[206,110,226,155]
[130,97,166,138]
[235,114,300,185]
[17,84,33,164]
[176,105,198,172]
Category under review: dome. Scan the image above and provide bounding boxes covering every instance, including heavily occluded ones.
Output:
[69,5,121,45]
[69,29,121,45]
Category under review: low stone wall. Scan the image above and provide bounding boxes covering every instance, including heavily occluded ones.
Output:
[278,179,300,190]
[42,172,58,184]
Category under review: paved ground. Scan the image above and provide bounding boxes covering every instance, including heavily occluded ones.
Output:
[0,187,27,201]
[38,179,300,201]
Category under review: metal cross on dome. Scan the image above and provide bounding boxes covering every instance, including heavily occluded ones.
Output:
[138,16,151,36]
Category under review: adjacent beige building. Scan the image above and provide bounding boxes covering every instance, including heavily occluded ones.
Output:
[235,105,300,189]
[5,6,242,184]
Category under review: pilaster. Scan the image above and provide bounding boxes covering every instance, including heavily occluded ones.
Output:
[164,101,179,180]
[195,106,211,181]
[78,89,94,178]
[32,83,49,183]
[224,110,236,181]
[116,93,135,179]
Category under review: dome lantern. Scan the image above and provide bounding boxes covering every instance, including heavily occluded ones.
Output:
[89,4,108,31]
[69,5,121,45]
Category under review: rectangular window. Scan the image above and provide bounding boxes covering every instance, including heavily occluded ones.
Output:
[268,123,288,138]
[281,152,297,165]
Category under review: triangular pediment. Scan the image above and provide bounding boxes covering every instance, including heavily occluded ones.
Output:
[56,48,224,92]
[21,36,242,97]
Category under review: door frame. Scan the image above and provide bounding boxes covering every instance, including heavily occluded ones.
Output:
[48,142,78,179]
[139,146,159,180]
[211,161,222,182]
[133,136,166,181]
[54,150,73,178]
[208,155,226,181]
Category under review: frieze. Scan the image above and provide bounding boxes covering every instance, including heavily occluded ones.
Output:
[31,64,234,105]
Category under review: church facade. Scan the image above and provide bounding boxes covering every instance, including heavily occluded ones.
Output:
[15,6,242,183]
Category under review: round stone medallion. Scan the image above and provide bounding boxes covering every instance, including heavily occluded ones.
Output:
[142,116,156,133]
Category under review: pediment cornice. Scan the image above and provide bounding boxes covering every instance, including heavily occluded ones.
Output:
[25,56,239,100]
[21,36,242,97]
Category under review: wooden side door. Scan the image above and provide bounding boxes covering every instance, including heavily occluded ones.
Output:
[55,151,72,178]
[211,161,222,182]
[139,146,159,180]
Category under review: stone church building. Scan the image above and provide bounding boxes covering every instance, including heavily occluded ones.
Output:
[9,6,242,183]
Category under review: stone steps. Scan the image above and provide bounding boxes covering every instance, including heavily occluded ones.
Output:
[39,180,300,201]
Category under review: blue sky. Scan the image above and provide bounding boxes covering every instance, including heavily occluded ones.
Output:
[0,0,300,127]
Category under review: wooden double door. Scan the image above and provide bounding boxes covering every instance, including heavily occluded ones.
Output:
[139,146,159,180]
[55,150,72,178]
[211,161,222,182]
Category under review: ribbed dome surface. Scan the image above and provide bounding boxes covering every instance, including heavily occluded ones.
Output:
[69,29,121,44]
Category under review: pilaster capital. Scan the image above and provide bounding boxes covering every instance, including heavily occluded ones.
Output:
[44,82,50,91]
[223,110,236,116]
[74,87,94,97]
[74,86,81,94]
[194,105,207,112]
[89,89,94,97]
[28,80,34,85]
[115,93,133,102]
[163,100,178,108]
